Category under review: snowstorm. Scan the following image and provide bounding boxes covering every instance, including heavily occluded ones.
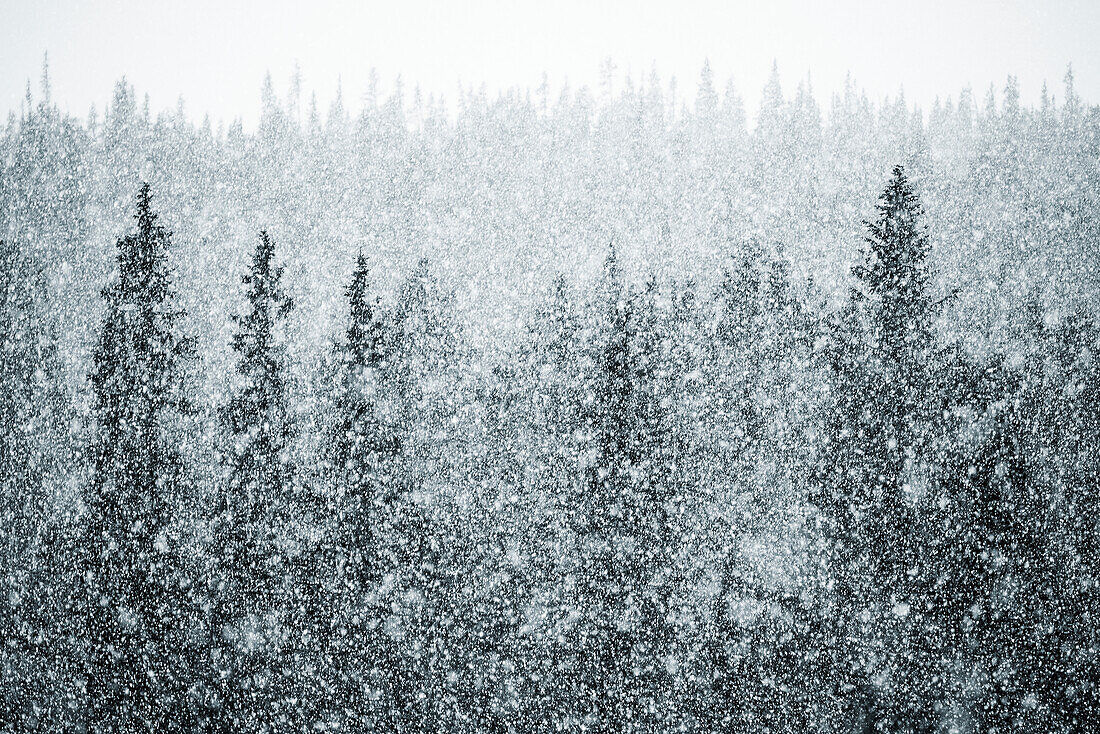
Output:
[2,9,1099,734]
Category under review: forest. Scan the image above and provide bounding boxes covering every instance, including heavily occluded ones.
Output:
[1,61,1099,733]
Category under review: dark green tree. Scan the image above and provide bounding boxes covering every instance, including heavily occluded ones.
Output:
[326,252,392,489]
[693,244,826,733]
[710,245,765,473]
[319,251,397,730]
[936,374,1059,732]
[511,274,589,732]
[560,244,680,733]
[813,165,943,733]
[935,308,1100,732]
[852,165,936,369]
[82,184,200,734]
[366,257,459,733]
[209,230,296,733]
[1035,310,1100,730]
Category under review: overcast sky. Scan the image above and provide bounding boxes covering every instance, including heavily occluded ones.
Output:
[2,0,1098,129]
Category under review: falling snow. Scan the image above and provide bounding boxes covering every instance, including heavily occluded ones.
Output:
[1,60,1099,734]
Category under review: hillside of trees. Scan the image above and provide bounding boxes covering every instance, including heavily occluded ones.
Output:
[1,62,1098,732]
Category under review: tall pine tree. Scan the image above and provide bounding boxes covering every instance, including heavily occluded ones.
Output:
[814,165,943,733]
[210,230,297,733]
[381,257,460,733]
[83,184,200,733]
[320,251,396,730]
[559,244,680,733]
[0,237,77,731]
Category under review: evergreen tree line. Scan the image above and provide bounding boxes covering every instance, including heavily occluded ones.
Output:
[4,60,1100,387]
[1,165,1097,733]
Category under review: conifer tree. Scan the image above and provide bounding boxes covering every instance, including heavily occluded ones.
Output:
[210,229,296,733]
[853,165,936,368]
[562,242,634,732]
[710,244,765,471]
[515,274,588,729]
[850,167,939,616]
[83,184,199,733]
[562,244,679,733]
[1041,311,1100,728]
[364,257,458,732]
[321,251,396,729]
[938,380,1059,732]
[814,165,943,732]
[328,252,391,489]
[939,310,1100,732]
[696,245,825,732]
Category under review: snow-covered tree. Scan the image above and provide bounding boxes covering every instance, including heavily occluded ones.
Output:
[0,55,1098,734]
[812,165,945,732]
[318,251,397,729]
[555,244,682,732]
[82,184,201,733]
[209,229,297,732]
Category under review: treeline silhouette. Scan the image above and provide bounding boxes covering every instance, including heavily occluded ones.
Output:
[1,163,1098,733]
[3,61,1100,382]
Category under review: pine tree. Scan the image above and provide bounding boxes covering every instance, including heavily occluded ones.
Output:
[366,257,458,732]
[937,375,1060,732]
[1041,311,1100,728]
[814,166,943,733]
[561,244,680,733]
[851,168,939,616]
[696,245,825,733]
[621,277,681,729]
[943,309,1100,732]
[516,274,588,730]
[710,244,765,473]
[562,242,634,732]
[321,251,396,729]
[853,165,935,367]
[328,252,391,483]
[210,229,296,733]
[82,184,199,733]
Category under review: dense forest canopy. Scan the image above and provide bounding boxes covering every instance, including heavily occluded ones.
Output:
[3,62,1099,380]
[0,60,1098,733]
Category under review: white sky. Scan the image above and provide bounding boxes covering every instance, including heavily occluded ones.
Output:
[2,0,1098,129]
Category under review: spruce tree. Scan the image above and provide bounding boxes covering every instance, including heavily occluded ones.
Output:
[210,229,296,733]
[321,251,395,729]
[83,184,199,733]
[710,244,765,473]
[1039,311,1100,729]
[382,257,459,733]
[939,381,1059,731]
[517,274,588,729]
[938,310,1100,732]
[814,165,942,732]
[853,165,936,369]
[328,252,391,491]
[562,244,679,733]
